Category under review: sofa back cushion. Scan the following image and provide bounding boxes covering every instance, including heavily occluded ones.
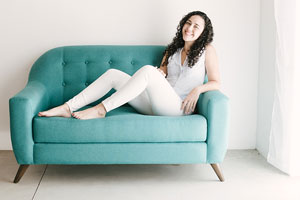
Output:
[29,45,165,107]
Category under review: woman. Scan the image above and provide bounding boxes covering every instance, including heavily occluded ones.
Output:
[38,11,220,119]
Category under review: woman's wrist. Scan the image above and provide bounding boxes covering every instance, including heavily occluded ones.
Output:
[196,81,220,95]
[157,68,167,77]
[195,86,203,95]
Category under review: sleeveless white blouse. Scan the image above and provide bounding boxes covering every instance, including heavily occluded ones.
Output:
[166,48,206,100]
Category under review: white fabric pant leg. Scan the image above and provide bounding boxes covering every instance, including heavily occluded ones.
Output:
[66,68,153,115]
[102,65,185,116]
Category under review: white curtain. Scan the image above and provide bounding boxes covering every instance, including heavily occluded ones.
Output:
[268,0,300,176]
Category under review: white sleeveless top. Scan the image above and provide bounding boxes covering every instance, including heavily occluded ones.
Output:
[166,48,206,100]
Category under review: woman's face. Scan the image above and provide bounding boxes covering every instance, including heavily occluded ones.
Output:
[182,15,205,42]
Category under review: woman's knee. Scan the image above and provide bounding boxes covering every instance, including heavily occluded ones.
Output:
[139,65,157,74]
[105,68,120,75]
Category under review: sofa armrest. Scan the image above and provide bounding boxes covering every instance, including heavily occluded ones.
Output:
[9,81,49,164]
[196,90,230,163]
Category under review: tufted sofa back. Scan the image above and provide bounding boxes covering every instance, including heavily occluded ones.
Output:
[28,45,165,107]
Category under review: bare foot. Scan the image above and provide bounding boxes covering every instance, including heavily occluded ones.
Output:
[72,103,107,120]
[38,103,71,118]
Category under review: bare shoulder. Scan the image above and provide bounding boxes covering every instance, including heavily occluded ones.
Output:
[205,44,218,62]
[205,44,217,54]
[204,44,220,83]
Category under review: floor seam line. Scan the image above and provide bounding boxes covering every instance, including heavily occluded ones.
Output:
[32,164,48,200]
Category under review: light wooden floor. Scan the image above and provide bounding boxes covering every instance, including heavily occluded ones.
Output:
[1,150,300,200]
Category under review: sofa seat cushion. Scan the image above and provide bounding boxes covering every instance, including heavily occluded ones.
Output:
[33,106,207,143]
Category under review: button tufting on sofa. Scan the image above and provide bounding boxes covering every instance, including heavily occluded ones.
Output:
[85,61,89,64]
[62,82,66,87]
[85,82,89,86]
[108,60,112,64]
[131,61,135,65]
[62,62,66,66]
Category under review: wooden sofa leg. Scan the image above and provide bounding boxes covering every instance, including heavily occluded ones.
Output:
[14,165,30,183]
[210,164,225,182]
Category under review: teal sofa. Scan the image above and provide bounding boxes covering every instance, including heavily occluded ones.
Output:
[9,45,229,183]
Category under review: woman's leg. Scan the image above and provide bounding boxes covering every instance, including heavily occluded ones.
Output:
[39,68,153,117]
[73,65,184,119]
[103,65,185,116]
[65,68,147,113]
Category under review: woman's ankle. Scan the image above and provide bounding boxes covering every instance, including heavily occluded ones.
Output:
[97,103,107,115]
[63,103,72,114]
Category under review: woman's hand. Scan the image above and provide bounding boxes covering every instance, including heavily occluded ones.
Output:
[155,67,167,77]
[181,87,201,114]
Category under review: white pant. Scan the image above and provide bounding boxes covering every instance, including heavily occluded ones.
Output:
[66,65,188,116]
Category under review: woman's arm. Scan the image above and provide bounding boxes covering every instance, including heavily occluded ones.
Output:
[196,44,220,93]
[181,44,221,114]
[158,54,168,76]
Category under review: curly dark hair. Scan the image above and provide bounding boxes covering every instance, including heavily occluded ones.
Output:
[162,11,214,68]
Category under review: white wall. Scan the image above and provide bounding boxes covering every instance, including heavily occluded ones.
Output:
[256,0,276,158]
[0,0,260,150]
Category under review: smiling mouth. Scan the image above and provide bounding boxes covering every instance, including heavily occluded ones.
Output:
[185,31,193,36]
